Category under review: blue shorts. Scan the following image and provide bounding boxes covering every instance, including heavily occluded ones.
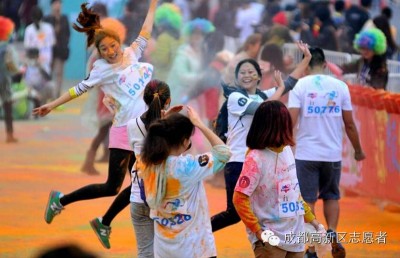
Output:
[295,159,342,203]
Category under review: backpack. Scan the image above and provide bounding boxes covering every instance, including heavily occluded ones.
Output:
[214,82,268,143]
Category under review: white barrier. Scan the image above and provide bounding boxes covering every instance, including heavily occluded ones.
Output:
[283,43,352,76]
[282,43,400,92]
[351,55,400,74]
[387,60,400,74]
[323,49,352,68]
[387,74,400,93]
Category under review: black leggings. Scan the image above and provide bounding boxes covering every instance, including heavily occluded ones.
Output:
[60,148,135,225]
[211,162,243,232]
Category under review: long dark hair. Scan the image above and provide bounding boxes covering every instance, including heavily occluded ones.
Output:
[373,15,397,52]
[247,101,295,149]
[72,3,120,49]
[141,113,194,165]
[142,80,171,130]
[260,43,286,72]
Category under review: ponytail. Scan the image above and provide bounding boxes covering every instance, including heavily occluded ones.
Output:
[146,94,162,129]
[72,3,102,48]
[140,113,194,209]
[143,80,171,130]
[141,121,171,165]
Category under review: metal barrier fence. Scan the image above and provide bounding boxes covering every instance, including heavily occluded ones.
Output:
[387,74,400,93]
[342,73,400,93]
[283,43,352,76]
[387,60,400,74]
[283,43,400,93]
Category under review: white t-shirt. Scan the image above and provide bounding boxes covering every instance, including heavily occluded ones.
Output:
[24,22,55,74]
[148,145,231,258]
[288,74,353,162]
[82,47,153,127]
[127,117,147,203]
[235,3,263,44]
[235,147,305,252]
[226,89,275,162]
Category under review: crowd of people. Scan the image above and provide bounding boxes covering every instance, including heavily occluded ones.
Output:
[0,0,69,142]
[0,0,398,144]
[1,0,390,257]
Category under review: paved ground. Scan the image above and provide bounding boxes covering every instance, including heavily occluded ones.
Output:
[1,95,400,258]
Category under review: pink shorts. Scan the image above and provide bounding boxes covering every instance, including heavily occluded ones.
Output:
[109,125,132,151]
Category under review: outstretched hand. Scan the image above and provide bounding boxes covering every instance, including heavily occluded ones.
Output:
[296,40,311,59]
[274,70,284,89]
[162,105,183,118]
[32,103,53,117]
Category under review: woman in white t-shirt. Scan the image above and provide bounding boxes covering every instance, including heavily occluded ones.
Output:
[233,100,322,257]
[211,42,312,232]
[33,0,159,249]
[138,107,231,258]
[126,79,182,257]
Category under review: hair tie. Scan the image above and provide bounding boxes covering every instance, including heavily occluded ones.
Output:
[153,92,159,98]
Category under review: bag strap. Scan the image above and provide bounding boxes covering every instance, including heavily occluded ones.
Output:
[132,168,139,183]
[136,117,146,137]
[256,89,268,100]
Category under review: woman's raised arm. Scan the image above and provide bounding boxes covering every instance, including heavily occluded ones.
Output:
[141,0,158,36]
[130,0,158,46]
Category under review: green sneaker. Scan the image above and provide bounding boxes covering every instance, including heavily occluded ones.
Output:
[44,190,64,224]
[90,217,111,249]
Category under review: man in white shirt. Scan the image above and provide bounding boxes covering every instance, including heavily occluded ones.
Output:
[288,47,365,258]
[235,0,263,45]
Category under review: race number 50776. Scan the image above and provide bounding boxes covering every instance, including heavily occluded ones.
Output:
[307,105,340,114]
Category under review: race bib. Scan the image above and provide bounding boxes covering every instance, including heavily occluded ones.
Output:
[278,180,305,218]
[115,62,153,99]
[151,197,191,228]
[304,90,342,117]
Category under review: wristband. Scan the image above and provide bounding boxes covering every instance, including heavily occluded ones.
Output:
[68,88,78,99]
[139,30,151,40]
